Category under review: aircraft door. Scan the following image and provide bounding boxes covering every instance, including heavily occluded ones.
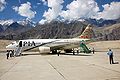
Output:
[19,41,22,47]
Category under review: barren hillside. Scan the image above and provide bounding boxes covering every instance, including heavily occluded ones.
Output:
[0,40,13,52]
[94,23,120,40]
[88,40,120,51]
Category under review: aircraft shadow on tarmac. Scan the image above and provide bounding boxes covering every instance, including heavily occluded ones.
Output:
[95,51,107,52]
[21,52,92,56]
[21,53,41,56]
[63,53,92,56]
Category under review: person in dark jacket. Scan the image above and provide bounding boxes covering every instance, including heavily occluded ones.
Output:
[6,50,9,59]
[107,49,114,64]
[92,48,95,54]
[10,50,12,57]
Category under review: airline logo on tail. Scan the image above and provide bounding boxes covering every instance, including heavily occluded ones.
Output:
[79,24,93,39]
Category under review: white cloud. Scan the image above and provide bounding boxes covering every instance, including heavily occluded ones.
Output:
[60,0,99,20]
[39,0,120,24]
[96,2,120,20]
[39,0,64,24]
[61,1,120,20]
[41,0,47,5]
[0,0,6,11]
[37,2,41,5]
[13,2,36,19]
[12,6,18,12]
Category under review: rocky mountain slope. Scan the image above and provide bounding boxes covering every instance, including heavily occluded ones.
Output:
[0,19,120,41]
[85,18,120,27]
[95,23,120,40]
[0,20,34,39]
[2,21,92,40]
[0,24,3,32]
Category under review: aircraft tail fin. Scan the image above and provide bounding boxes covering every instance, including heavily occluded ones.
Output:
[79,24,93,39]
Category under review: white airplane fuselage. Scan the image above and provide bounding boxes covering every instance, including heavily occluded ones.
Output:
[6,38,89,52]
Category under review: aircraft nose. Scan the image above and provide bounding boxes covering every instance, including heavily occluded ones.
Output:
[6,44,15,49]
[6,44,17,50]
[6,45,11,49]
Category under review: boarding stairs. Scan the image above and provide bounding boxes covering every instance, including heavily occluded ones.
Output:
[15,47,22,56]
[80,43,91,53]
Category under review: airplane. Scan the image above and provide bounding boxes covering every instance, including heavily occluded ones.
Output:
[6,24,93,56]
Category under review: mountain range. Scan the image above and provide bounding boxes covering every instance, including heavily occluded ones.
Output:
[85,18,120,27]
[0,19,120,40]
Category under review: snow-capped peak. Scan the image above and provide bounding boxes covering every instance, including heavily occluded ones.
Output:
[78,19,85,22]
[17,19,36,27]
[0,19,14,26]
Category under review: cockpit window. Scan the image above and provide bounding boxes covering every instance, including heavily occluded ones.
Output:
[11,42,14,45]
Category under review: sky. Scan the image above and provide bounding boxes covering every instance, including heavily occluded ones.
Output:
[0,0,120,23]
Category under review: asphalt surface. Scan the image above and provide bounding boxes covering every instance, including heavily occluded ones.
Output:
[0,50,120,80]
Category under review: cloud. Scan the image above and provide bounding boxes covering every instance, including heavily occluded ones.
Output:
[13,2,36,19]
[39,0,64,24]
[39,0,120,24]
[0,0,6,11]
[40,0,47,5]
[60,0,99,20]
[96,2,120,20]
[60,1,120,20]
[37,2,41,5]
[12,6,18,11]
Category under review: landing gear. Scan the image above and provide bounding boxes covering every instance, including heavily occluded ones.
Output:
[52,50,57,54]
[52,50,61,56]
[72,49,75,55]
[73,50,75,55]
[64,49,72,53]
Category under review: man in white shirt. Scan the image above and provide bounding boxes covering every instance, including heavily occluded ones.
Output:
[107,49,114,64]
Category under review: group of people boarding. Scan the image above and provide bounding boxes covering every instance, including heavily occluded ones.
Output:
[6,50,14,59]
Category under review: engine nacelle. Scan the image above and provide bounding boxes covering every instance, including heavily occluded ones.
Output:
[39,47,50,53]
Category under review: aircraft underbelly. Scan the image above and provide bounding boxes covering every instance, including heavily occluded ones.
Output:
[62,43,79,49]
[46,42,80,50]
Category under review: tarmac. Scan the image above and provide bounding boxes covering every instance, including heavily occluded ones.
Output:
[0,50,120,80]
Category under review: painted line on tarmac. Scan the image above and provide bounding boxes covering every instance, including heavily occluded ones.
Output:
[0,57,22,78]
[46,60,67,80]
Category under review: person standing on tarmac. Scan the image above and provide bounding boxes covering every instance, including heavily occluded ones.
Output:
[6,50,9,59]
[11,50,14,57]
[92,48,95,54]
[107,49,114,64]
[9,50,12,58]
[77,49,79,55]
